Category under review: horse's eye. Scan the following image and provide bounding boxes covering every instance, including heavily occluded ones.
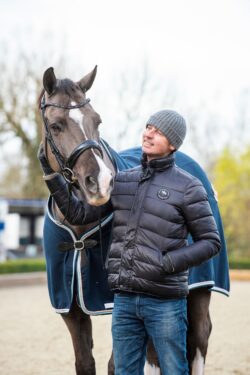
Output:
[50,123,62,135]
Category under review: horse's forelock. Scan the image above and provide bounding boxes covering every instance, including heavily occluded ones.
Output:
[57,79,80,97]
[38,79,81,109]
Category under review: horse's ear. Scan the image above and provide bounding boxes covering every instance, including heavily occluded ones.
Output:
[43,67,57,95]
[78,66,97,93]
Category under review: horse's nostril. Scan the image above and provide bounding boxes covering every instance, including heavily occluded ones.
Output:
[110,177,114,189]
[85,176,98,194]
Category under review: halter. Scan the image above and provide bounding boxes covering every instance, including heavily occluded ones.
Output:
[40,95,103,184]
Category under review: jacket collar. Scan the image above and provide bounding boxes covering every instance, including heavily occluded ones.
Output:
[141,152,175,172]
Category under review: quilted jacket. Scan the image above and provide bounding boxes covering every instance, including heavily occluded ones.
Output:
[107,153,221,298]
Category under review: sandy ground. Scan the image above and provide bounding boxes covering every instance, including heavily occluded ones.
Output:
[0,280,250,375]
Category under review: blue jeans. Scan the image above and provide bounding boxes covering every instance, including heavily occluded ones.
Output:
[112,293,188,375]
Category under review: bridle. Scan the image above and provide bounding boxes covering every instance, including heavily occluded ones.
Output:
[41,94,109,262]
[40,94,103,184]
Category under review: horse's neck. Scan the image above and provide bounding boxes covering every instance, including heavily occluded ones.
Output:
[52,142,116,238]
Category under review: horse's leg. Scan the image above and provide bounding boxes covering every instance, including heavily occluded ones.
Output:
[107,351,115,375]
[187,289,212,375]
[61,297,96,375]
[109,338,161,375]
[144,338,161,375]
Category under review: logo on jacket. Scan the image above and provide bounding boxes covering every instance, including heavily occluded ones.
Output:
[157,188,170,200]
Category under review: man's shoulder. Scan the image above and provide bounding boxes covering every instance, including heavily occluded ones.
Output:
[115,165,142,181]
[172,164,203,188]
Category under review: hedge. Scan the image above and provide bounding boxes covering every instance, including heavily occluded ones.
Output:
[0,258,46,274]
[0,256,249,275]
[229,257,250,270]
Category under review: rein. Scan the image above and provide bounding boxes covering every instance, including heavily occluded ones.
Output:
[40,95,103,184]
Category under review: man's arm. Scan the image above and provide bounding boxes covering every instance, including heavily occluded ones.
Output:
[38,145,112,225]
[44,173,112,225]
[163,179,221,273]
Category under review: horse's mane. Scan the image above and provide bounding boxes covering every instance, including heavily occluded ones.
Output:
[38,88,45,109]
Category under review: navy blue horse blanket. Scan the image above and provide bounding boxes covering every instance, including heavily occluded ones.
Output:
[43,142,230,315]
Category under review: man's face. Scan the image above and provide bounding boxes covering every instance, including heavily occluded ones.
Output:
[142,125,175,161]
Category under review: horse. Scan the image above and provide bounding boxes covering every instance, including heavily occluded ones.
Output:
[39,66,230,375]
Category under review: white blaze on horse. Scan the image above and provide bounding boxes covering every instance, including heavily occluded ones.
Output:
[39,66,229,375]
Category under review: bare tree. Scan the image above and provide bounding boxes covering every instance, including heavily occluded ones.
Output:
[0,49,66,198]
[1,48,249,199]
[185,107,222,172]
[107,62,179,150]
[234,87,250,146]
[186,88,250,174]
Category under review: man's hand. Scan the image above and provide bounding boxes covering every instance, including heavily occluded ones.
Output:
[162,253,175,273]
[37,144,54,175]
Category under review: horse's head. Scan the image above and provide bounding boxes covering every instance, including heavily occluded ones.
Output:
[40,66,113,206]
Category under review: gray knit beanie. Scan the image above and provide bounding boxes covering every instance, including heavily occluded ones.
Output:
[147,109,187,150]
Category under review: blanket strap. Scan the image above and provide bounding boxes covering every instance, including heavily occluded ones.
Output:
[58,239,98,252]
[58,239,98,267]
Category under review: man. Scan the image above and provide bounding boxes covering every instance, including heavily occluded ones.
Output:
[39,109,221,374]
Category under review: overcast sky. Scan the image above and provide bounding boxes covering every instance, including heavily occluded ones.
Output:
[1,0,249,84]
[1,0,250,155]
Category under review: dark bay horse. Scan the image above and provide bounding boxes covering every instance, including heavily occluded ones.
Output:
[39,67,229,375]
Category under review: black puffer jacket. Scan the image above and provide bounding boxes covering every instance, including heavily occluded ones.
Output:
[107,153,221,298]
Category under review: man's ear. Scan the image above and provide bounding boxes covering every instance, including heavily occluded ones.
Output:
[170,144,176,152]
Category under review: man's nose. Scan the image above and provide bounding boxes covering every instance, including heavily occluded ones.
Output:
[145,128,154,136]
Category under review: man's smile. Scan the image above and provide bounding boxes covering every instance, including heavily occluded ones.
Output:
[143,139,153,147]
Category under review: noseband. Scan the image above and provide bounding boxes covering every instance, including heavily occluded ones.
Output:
[40,95,103,184]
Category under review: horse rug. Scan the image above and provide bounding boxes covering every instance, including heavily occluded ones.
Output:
[43,142,230,315]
